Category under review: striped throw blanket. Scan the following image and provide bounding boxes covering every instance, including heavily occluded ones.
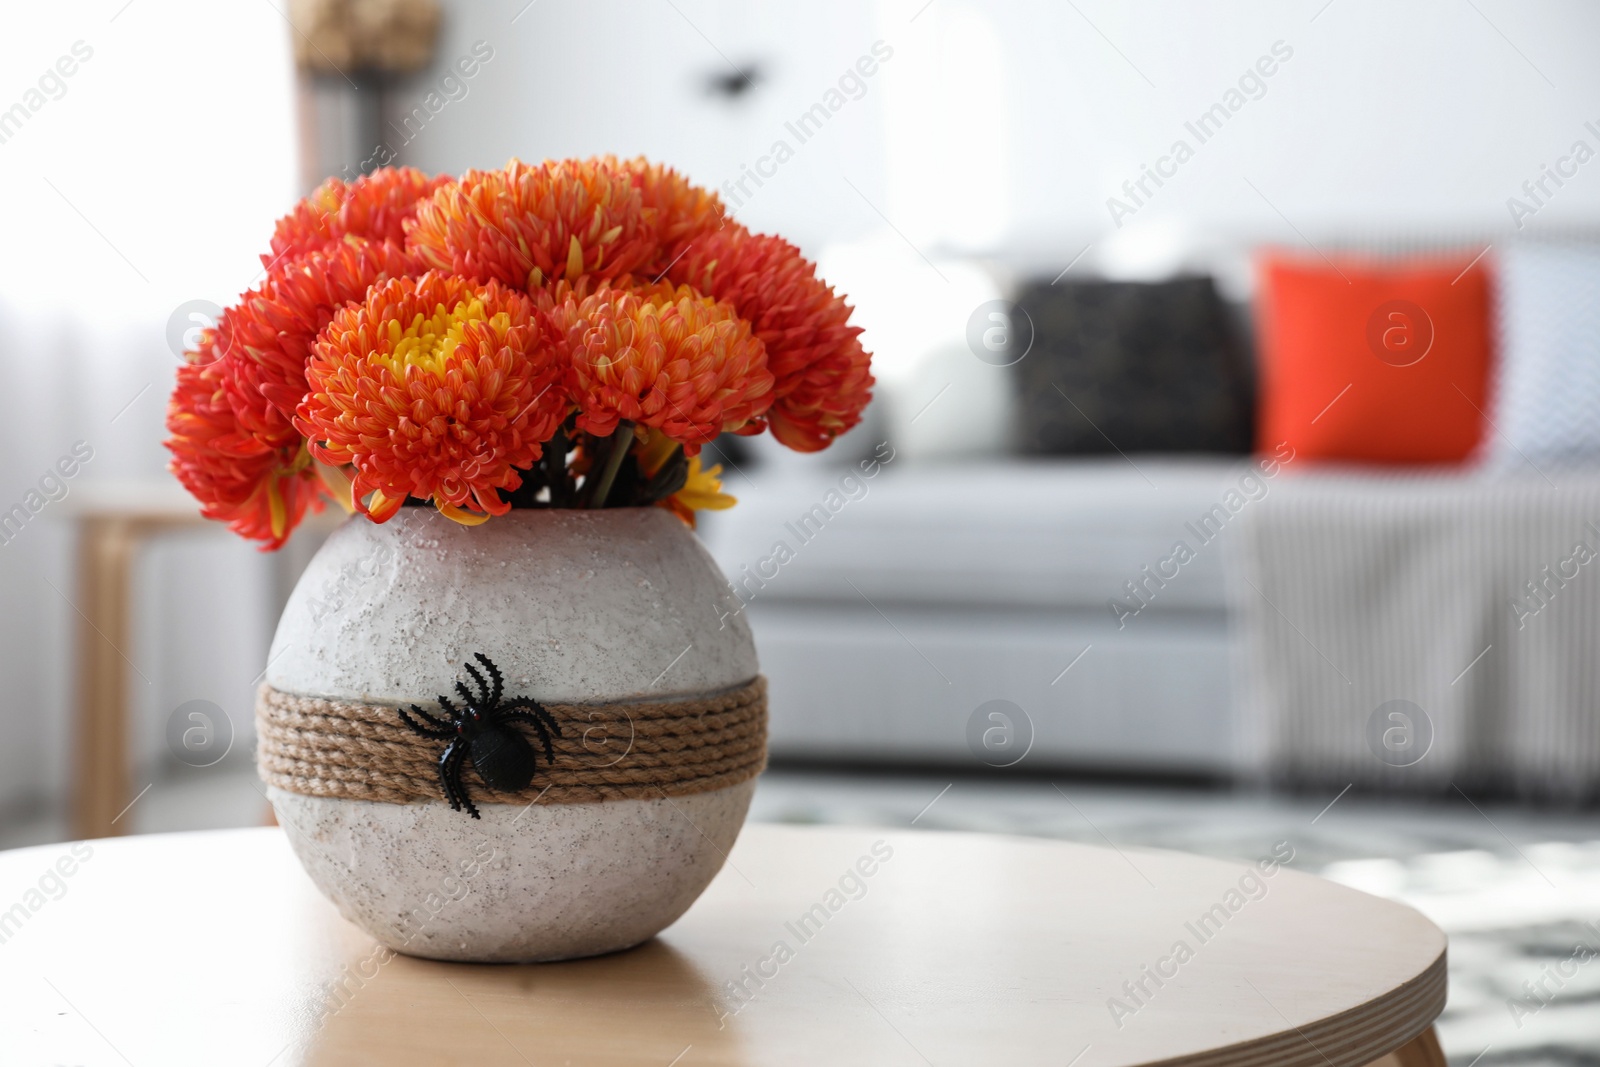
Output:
[1234,467,1600,800]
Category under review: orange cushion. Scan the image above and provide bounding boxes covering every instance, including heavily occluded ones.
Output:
[1255,252,1493,464]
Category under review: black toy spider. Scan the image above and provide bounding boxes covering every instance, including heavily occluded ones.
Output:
[397,653,561,819]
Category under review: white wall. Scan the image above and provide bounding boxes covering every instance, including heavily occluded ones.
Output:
[394,0,888,255]
[401,0,1600,278]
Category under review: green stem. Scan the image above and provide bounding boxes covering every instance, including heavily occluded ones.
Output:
[588,422,634,509]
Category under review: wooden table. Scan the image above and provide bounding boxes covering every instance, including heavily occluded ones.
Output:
[63,482,339,840]
[0,824,1447,1066]
[64,482,209,840]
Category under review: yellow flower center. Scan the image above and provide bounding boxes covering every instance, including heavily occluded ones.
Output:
[378,298,510,379]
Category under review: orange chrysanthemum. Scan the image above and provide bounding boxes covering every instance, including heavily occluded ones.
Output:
[229,237,421,421]
[407,159,654,292]
[299,273,570,524]
[267,167,451,266]
[671,226,872,452]
[599,156,728,274]
[166,328,323,549]
[169,156,871,548]
[544,282,773,450]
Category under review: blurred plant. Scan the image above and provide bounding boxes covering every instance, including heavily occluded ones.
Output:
[288,0,442,76]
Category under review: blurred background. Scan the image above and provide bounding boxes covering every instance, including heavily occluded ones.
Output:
[4,1,1600,1062]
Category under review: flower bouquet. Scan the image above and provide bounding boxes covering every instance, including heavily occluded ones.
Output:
[168,159,871,962]
[167,159,871,545]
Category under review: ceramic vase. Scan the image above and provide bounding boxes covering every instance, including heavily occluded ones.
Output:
[258,506,762,963]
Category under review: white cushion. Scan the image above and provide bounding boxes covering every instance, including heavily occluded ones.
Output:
[698,457,1270,615]
[885,341,1016,460]
[1488,243,1600,469]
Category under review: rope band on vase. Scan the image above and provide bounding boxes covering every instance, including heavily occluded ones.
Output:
[256,676,767,806]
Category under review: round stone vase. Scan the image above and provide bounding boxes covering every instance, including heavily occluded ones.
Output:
[256,507,763,963]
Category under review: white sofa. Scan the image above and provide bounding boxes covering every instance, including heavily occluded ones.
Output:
[699,455,1258,776]
[703,447,1600,800]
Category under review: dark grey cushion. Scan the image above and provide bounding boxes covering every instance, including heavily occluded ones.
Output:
[1011,276,1254,455]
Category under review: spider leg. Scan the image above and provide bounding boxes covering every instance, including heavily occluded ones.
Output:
[506,713,555,764]
[436,740,463,812]
[399,704,454,739]
[475,652,504,707]
[462,659,491,707]
[439,740,479,819]
[454,680,480,714]
[499,698,562,738]
[496,704,561,764]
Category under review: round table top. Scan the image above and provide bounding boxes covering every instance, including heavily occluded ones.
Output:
[0,823,1445,1067]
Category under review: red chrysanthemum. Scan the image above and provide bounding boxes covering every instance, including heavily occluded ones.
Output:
[670,226,872,452]
[230,237,421,421]
[166,327,323,549]
[599,156,729,274]
[407,159,653,292]
[266,167,451,266]
[544,282,773,450]
[298,273,570,524]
